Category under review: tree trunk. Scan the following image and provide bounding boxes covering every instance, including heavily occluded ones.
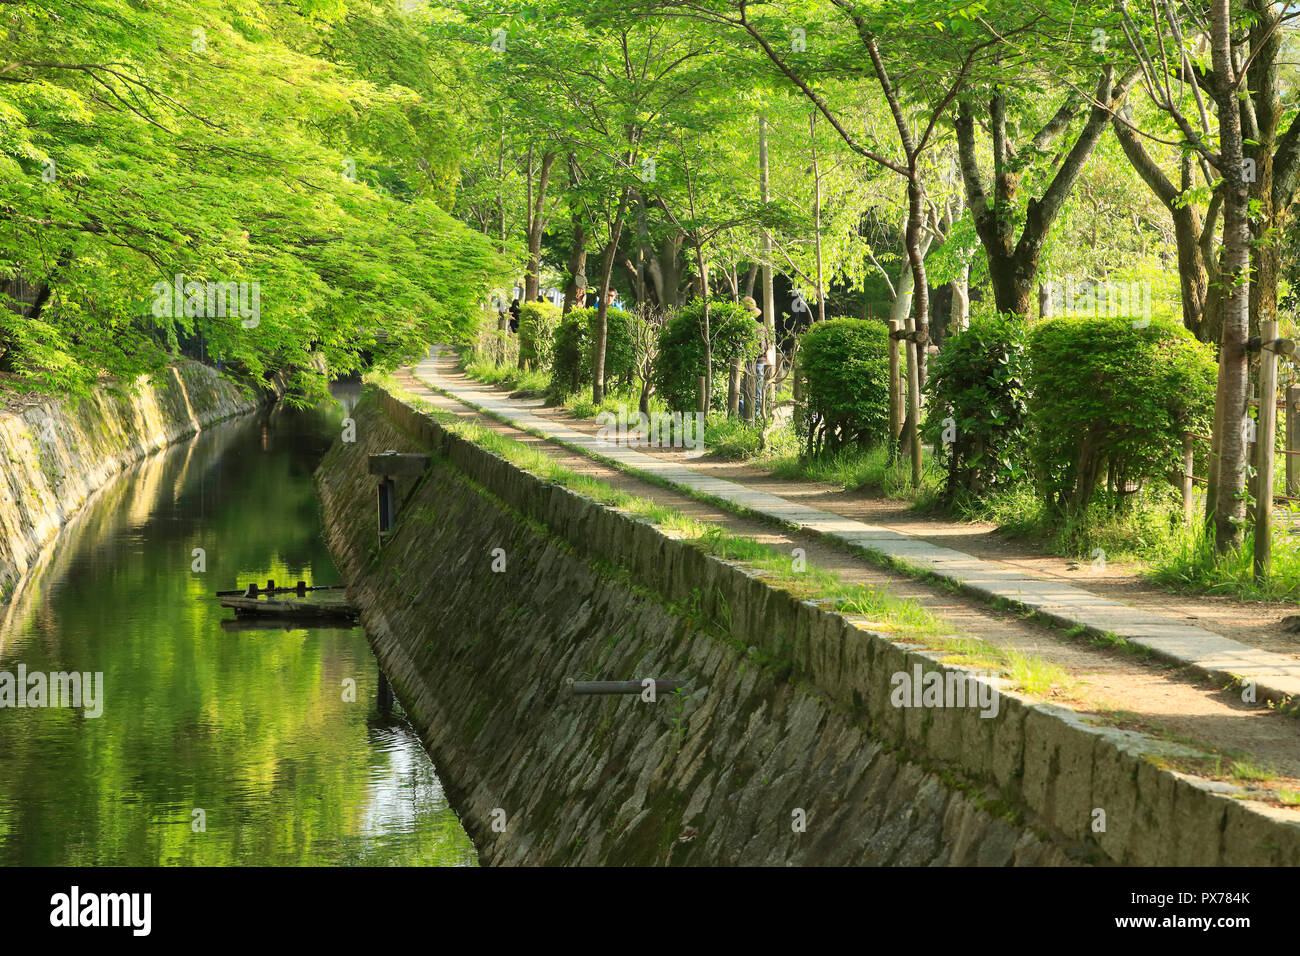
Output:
[1113,115,1214,340]
[496,132,506,255]
[562,155,586,314]
[524,149,557,302]
[949,265,969,334]
[759,115,776,413]
[903,172,929,385]
[592,188,630,403]
[1246,0,1281,343]
[1209,0,1252,554]
[811,112,826,323]
[696,239,712,404]
[956,71,1134,318]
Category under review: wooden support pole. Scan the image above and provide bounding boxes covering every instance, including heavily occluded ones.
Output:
[742,366,755,425]
[763,363,774,423]
[906,336,923,488]
[890,321,926,487]
[1181,433,1195,522]
[1255,319,1280,581]
[1287,385,1300,498]
[888,320,902,457]
[728,357,741,418]
[377,477,396,541]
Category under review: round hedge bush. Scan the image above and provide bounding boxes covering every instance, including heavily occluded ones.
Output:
[922,313,1030,502]
[548,306,635,397]
[798,318,890,456]
[518,301,562,371]
[652,299,763,413]
[1026,315,1216,513]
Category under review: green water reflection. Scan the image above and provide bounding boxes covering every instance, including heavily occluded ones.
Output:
[0,389,476,866]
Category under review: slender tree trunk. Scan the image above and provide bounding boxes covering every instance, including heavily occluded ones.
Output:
[592,188,630,404]
[497,132,506,255]
[759,115,776,414]
[562,155,586,314]
[1247,0,1280,343]
[695,239,712,404]
[633,190,650,305]
[811,112,826,323]
[1209,0,1252,554]
[902,175,926,485]
[524,149,557,302]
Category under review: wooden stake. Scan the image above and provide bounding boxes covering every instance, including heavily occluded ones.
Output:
[1287,385,1299,498]
[1254,319,1279,580]
[888,320,902,457]
[728,357,741,418]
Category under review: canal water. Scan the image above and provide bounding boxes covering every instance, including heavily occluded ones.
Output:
[0,390,476,866]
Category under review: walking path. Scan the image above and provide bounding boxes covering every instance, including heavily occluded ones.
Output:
[410,352,1300,709]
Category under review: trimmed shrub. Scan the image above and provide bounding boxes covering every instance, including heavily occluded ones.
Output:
[923,314,1030,503]
[798,318,890,456]
[1026,315,1216,514]
[548,306,635,397]
[653,299,763,413]
[518,301,561,371]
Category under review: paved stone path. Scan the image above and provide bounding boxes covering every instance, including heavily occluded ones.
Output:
[410,353,1300,707]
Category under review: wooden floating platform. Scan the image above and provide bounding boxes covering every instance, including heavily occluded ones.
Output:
[219,595,361,622]
[216,579,359,624]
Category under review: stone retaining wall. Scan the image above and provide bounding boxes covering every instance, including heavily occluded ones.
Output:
[0,361,256,601]
[315,385,1300,866]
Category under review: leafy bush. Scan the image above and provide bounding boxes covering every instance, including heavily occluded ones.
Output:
[798,318,890,456]
[653,299,764,413]
[703,416,798,461]
[465,312,518,368]
[518,301,561,371]
[923,313,1030,503]
[1026,315,1216,514]
[548,307,635,397]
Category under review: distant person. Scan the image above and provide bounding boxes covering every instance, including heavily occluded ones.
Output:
[508,297,521,333]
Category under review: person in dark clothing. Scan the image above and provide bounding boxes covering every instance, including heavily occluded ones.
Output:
[508,297,521,333]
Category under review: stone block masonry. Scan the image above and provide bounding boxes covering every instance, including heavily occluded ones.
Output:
[315,385,1300,866]
[0,361,257,603]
